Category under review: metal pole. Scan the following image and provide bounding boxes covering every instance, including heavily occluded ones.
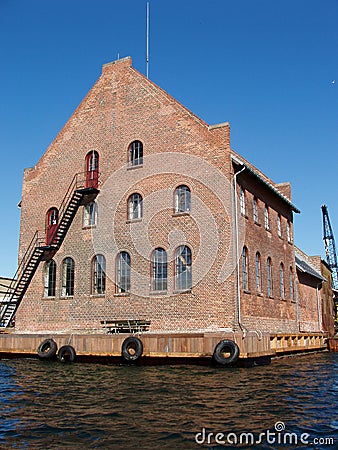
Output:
[146,2,149,78]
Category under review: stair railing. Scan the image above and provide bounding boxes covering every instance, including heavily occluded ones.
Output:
[1,231,42,305]
[48,171,100,246]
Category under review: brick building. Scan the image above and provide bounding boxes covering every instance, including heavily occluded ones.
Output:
[13,57,321,336]
[296,251,335,336]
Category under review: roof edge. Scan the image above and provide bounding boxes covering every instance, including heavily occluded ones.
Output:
[231,155,300,213]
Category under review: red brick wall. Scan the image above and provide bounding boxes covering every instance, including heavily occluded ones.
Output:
[16,56,301,334]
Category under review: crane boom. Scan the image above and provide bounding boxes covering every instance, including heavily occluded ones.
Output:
[322,204,338,290]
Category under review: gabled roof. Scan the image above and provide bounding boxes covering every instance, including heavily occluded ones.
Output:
[295,252,326,281]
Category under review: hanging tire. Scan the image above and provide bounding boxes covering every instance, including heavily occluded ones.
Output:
[57,345,76,363]
[37,339,57,360]
[121,337,143,362]
[213,339,240,365]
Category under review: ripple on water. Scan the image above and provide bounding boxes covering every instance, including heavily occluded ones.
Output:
[0,352,337,449]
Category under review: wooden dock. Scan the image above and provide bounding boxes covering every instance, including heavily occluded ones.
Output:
[327,337,338,352]
[0,330,329,366]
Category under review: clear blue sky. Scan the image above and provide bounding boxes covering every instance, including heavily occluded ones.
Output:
[0,0,337,277]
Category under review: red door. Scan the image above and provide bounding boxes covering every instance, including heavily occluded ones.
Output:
[46,208,59,245]
[85,151,99,189]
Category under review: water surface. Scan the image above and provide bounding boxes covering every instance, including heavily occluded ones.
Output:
[0,352,337,449]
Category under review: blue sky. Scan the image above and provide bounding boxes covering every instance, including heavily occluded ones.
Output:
[0,0,337,277]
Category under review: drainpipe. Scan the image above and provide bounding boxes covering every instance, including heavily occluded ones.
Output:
[233,162,246,335]
[316,281,323,332]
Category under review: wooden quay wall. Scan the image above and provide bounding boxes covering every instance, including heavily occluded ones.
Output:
[0,330,328,365]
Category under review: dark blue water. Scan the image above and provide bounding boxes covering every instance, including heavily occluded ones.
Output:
[0,352,337,449]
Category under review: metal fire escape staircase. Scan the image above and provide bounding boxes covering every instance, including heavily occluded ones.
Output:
[0,173,99,328]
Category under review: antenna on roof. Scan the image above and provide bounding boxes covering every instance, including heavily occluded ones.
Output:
[146,1,150,78]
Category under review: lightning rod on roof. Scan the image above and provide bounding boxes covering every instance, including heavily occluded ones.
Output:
[146,2,150,78]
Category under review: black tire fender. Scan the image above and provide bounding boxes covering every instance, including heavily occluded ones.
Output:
[57,345,76,363]
[213,339,240,365]
[37,339,58,360]
[121,337,143,362]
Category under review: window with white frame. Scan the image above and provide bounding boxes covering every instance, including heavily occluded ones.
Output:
[279,263,285,299]
[128,193,143,220]
[129,140,143,166]
[61,257,75,297]
[287,221,292,242]
[253,197,259,223]
[92,254,106,295]
[255,252,262,293]
[44,260,56,297]
[174,185,191,213]
[289,267,294,300]
[240,188,246,216]
[242,246,249,291]
[267,257,273,297]
[83,202,98,227]
[277,214,282,237]
[151,248,167,291]
[264,205,270,230]
[175,245,192,290]
[116,251,131,293]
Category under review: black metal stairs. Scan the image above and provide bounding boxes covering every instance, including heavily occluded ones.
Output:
[0,173,99,328]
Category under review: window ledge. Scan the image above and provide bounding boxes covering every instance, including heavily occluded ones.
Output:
[290,299,296,303]
[114,293,130,297]
[60,295,74,299]
[268,295,274,299]
[90,294,106,298]
[256,292,263,297]
[173,289,192,294]
[127,164,143,171]
[43,296,56,300]
[83,225,97,230]
[149,290,167,295]
[254,221,261,227]
[173,211,190,217]
[126,218,142,224]
[243,290,251,294]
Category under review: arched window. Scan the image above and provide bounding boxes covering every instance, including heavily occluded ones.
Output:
[289,267,294,300]
[240,188,246,216]
[175,245,192,290]
[279,263,285,299]
[174,185,191,213]
[242,246,249,291]
[255,252,262,293]
[92,254,106,295]
[44,260,56,297]
[85,151,99,189]
[61,257,75,297]
[116,252,131,293]
[267,257,273,297]
[128,193,143,220]
[253,197,259,223]
[83,202,98,227]
[129,140,143,166]
[46,207,59,245]
[151,248,167,291]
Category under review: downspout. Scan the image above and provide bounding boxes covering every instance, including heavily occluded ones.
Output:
[316,281,323,332]
[233,163,246,335]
